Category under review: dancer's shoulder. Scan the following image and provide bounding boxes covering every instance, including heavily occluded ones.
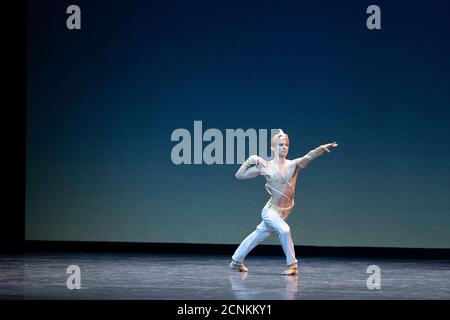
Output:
[260,161,273,178]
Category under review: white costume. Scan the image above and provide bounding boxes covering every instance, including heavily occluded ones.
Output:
[230,130,337,275]
[232,160,300,266]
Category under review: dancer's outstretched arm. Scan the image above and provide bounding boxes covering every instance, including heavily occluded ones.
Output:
[294,142,338,169]
[235,155,268,179]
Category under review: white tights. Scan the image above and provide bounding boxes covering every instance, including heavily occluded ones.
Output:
[232,205,298,266]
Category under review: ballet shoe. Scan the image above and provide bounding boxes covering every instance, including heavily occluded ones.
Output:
[229,260,249,272]
[282,263,298,276]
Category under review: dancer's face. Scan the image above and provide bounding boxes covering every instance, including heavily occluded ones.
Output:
[275,137,289,157]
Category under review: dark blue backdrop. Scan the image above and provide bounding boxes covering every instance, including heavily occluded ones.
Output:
[26,0,450,248]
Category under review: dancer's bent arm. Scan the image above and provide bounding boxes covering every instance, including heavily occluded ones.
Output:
[294,142,338,169]
[235,155,268,179]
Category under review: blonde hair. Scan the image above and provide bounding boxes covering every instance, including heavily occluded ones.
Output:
[271,129,289,148]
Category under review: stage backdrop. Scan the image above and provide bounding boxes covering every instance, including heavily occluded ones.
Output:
[26,0,450,248]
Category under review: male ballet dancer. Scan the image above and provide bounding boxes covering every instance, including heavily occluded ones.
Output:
[230,130,338,275]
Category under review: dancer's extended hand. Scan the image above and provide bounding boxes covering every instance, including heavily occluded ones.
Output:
[320,142,338,153]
